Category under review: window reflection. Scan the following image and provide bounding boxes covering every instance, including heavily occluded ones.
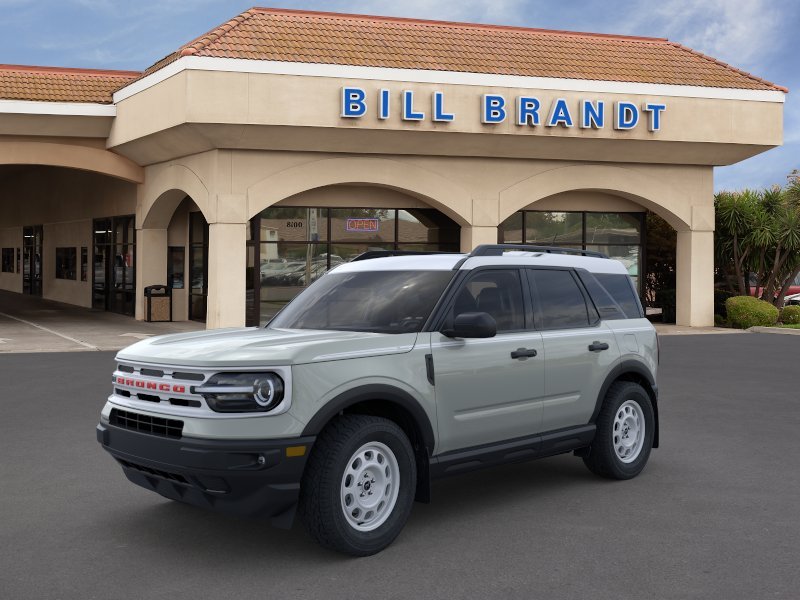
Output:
[498,210,644,293]
[251,206,460,325]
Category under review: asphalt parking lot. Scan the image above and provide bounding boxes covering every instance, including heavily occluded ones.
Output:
[1,334,798,600]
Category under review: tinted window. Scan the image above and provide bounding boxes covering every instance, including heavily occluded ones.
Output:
[269,270,453,333]
[576,271,625,320]
[529,269,590,329]
[594,273,643,318]
[449,269,525,332]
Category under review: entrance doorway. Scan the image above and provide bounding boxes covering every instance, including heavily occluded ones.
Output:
[92,216,136,315]
[22,225,43,296]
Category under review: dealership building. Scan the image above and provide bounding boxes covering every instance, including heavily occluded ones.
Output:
[0,8,786,328]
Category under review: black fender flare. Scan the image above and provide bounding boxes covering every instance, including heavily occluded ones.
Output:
[301,384,436,455]
[592,360,660,448]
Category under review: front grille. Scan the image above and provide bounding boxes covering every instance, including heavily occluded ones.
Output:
[117,459,188,483]
[109,408,183,439]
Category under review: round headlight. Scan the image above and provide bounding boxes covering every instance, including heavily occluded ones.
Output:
[254,376,281,408]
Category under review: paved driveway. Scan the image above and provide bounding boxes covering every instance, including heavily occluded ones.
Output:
[0,290,201,352]
[0,334,798,599]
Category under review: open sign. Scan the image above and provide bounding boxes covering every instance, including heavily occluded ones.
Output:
[346,218,380,232]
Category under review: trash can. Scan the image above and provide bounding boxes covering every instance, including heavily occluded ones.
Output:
[144,285,172,322]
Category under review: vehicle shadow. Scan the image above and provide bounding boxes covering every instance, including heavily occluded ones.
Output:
[96,453,606,563]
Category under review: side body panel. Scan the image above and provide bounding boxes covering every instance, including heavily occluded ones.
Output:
[290,335,438,448]
[430,330,545,454]
[604,318,659,381]
[540,322,621,431]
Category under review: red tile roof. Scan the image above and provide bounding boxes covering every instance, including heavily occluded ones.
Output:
[0,64,139,104]
[139,7,786,92]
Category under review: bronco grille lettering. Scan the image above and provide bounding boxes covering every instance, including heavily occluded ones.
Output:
[114,375,186,394]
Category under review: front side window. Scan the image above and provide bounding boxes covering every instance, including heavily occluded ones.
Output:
[529,269,591,329]
[447,269,525,332]
[269,270,454,333]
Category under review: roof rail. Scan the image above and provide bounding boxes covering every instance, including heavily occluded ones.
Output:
[351,249,458,261]
[469,244,609,258]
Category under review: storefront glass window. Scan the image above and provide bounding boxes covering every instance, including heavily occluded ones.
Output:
[167,246,185,289]
[525,212,583,245]
[330,208,394,243]
[585,213,641,244]
[498,212,523,244]
[1,248,13,273]
[499,210,644,293]
[55,247,77,280]
[188,212,208,322]
[80,247,88,282]
[249,205,460,325]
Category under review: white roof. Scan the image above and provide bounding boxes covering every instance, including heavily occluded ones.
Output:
[332,250,629,275]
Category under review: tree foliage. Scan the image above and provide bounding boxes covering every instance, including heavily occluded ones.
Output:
[715,182,800,307]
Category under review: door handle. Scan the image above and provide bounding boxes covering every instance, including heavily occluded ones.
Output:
[511,348,538,359]
[588,341,610,352]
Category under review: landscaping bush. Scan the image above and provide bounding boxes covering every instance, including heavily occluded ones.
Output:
[725,296,779,329]
[781,305,800,325]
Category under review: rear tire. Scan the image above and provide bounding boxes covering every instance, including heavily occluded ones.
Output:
[583,381,654,480]
[299,414,416,556]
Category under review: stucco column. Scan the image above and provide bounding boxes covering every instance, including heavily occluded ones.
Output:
[675,229,715,327]
[135,228,168,321]
[206,222,247,329]
[460,226,498,252]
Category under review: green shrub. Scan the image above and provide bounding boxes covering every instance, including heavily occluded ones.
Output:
[714,313,729,327]
[781,305,800,325]
[725,296,779,329]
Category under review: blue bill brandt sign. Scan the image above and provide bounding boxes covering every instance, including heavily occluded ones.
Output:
[340,87,666,131]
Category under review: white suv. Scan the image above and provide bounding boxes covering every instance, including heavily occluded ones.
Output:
[97,244,659,555]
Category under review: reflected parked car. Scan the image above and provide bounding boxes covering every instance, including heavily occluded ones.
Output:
[784,292,800,307]
[748,273,800,299]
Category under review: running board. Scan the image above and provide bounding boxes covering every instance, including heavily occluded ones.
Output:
[429,424,596,479]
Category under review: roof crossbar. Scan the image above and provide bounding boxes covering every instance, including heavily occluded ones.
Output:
[469,244,609,259]
[351,250,459,261]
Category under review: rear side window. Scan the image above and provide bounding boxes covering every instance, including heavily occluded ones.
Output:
[576,271,626,320]
[528,269,592,329]
[593,273,643,319]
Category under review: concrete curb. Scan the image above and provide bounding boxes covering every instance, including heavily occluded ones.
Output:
[748,326,800,335]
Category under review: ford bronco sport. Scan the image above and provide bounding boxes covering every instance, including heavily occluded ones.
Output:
[97,244,659,556]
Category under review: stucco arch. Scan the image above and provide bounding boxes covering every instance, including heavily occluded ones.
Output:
[139,164,211,229]
[246,157,472,226]
[499,165,693,232]
[0,141,144,183]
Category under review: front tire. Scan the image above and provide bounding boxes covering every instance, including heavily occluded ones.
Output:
[583,381,654,480]
[299,415,417,556]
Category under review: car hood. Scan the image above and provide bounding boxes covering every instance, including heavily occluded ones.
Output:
[115,327,419,367]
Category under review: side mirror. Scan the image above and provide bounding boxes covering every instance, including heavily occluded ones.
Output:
[442,312,497,338]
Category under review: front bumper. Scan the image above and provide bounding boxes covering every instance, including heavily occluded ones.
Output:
[97,423,315,528]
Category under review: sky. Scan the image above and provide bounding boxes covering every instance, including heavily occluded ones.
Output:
[1,0,797,192]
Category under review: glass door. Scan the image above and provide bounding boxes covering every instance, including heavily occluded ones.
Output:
[188,211,208,322]
[93,216,135,315]
[22,225,43,296]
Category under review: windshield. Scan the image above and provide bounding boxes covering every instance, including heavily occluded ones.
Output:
[269,270,454,333]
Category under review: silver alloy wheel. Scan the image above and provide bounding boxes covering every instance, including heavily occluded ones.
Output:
[340,441,400,532]
[613,400,645,463]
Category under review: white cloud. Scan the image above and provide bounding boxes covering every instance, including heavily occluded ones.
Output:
[322,0,530,24]
[625,0,785,69]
